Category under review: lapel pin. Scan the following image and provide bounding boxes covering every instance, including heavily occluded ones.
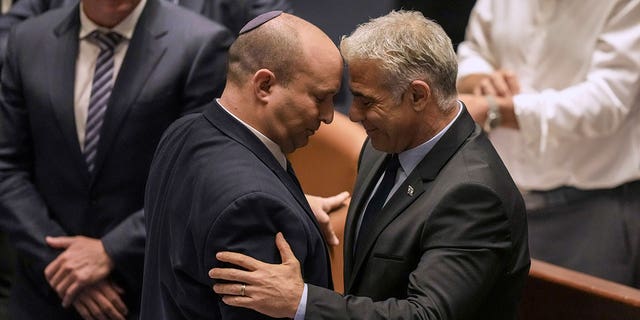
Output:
[407,185,414,197]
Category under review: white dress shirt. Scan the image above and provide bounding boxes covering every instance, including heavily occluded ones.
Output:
[74,0,147,150]
[216,99,287,169]
[457,0,640,191]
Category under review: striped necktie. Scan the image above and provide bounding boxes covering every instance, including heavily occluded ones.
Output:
[84,31,122,173]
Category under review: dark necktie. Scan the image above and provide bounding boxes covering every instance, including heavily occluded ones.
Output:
[286,160,304,193]
[84,31,122,173]
[355,154,400,256]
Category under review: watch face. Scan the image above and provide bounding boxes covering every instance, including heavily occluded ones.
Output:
[484,109,501,132]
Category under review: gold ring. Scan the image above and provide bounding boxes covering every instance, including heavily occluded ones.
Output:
[240,283,246,296]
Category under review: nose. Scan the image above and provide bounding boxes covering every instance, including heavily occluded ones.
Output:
[320,100,334,124]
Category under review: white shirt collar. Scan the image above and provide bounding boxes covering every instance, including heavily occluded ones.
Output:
[216,99,288,170]
[79,0,147,40]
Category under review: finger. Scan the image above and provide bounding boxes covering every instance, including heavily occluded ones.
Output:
[275,232,297,264]
[479,78,497,96]
[208,267,252,283]
[49,263,69,289]
[46,236,74,249]
[44,256,62,281]
[214,251,263,271]
[213,283,247,296]
[62,281,84,308]
[90,287,126,320]
[322,191,350,210]
[320,222,339,246]
[220,295,254,308]
[504,71,520,94]
[81,294,105,320]
[101,282,128,316]
[74,300,95,320]
[56,274,76,303]
[490,73,511,96]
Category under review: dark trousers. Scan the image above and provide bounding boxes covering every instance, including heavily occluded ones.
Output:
[525,180,640,288]
[0,232,15,320]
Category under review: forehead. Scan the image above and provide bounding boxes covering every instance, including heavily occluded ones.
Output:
[348,60,390,97]
[298,48,343,91]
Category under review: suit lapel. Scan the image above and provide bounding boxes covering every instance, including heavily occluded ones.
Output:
[345,105,478,292]
[203,102,325,240]
[343,151,384,285]
[91,0,167,181]
[49,5,91,183]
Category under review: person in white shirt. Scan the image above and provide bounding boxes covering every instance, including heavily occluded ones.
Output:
[457,0,640,287]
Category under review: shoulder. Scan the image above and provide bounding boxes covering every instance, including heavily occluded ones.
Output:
[12,4,74,35]
[152,1,232,39]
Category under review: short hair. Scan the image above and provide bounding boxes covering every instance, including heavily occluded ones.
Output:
[340,10,458,110]
[227,17,302,86]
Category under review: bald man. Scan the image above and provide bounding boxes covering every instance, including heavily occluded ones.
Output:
[139,11,343,320]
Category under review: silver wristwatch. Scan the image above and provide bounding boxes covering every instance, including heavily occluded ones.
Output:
[483,95,501,132]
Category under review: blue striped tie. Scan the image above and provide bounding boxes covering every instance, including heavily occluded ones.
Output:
[84,31,122,173]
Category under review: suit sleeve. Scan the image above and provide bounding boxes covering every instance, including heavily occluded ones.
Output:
[179,26,233,115]
[305,184,512,320]
[204,192,312,320]
[0,25,68,276]
[99,25,234,277]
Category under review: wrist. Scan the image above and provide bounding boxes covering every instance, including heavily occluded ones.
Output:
[483,95,501,132]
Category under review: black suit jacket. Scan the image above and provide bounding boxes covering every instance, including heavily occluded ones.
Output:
[141,101,332,319]
[0,1,232,318]
[306,106,530,319]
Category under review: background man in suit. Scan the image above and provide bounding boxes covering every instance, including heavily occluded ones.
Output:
[210,10,530,319]
[140,11,343,319]
[0,0,291,70]
[0,0,289,315]
[0,0,232,318]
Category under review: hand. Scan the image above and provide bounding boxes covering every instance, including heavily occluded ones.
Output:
[472,70,520,97]
[305,191,349,246]
[209,232,304,319]
[45,236,114,307]
[72,280,128,320]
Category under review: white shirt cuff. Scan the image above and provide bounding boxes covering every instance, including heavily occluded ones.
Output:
[293,283,308,320]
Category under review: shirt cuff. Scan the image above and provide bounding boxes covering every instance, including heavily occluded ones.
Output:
[293,283,308,320]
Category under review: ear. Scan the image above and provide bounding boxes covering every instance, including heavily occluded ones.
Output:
[252,69,277,102]
[408,80,431,112]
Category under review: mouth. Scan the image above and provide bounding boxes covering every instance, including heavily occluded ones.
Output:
[363,126,377,135]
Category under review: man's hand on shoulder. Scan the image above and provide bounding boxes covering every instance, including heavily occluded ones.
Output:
[209,232,304,319]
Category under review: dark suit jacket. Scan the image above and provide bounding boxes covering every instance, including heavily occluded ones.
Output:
[306,106,530,319]
[0,0,291,64]
[140,101,332,319]
[0,1,232,318]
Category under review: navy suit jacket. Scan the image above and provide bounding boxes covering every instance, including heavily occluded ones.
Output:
[306,106,530,319]
[0,1,232,318]
[0,0,291,65]
[141,101,332,319]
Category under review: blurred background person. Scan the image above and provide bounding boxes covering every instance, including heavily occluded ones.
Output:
[457,0,640,287]
[0,0,232,318]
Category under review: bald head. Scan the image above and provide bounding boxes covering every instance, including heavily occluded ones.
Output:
[226,13,338,87]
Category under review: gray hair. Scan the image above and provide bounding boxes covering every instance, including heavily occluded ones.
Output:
[340,10,458,110]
